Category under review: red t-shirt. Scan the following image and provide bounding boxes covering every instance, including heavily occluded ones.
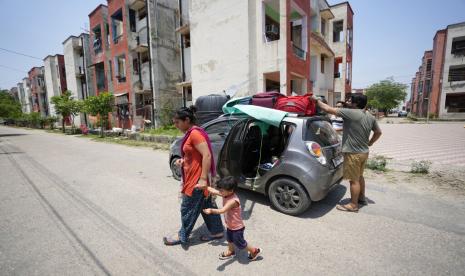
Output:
[182,129,209,197]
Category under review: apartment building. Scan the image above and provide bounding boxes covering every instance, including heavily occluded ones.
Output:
[310,0,335,103]
[178,0,353,104]
[63,33,95,127]
[328,2,353,102]
[28,67,48,116]
[439,22,465,118]
[179,0,312,101]
[410,22,465,119]
[88,1,180,128]
[413,51,433,117]
[44,54,67,117]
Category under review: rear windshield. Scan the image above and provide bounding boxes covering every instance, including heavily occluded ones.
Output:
[304,119,339,146]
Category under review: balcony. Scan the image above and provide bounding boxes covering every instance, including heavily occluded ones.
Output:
[129,0,145,10]
[293,44,306,60]
[310,31,334,57]
[76,66,86,78]
[134,62,151,93]
[131,27,148,53]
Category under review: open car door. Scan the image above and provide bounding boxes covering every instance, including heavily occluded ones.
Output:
[217,118,249,178]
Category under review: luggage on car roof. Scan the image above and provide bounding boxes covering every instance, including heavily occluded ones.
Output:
[274,94,316,116]
[195,94,230,124]
[251,91,284,109]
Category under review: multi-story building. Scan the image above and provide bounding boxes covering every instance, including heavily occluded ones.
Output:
[88,1,180,128]
[28,67,48,116]
[21,77,33,113]
[44,54,67,117]
[439,22,465,119]
[8,87,19,102]
[63,33,95,127]
[179,0,353,104]
[410,22,465,119]
[179,0,312,100]
[310,0,335,103]
[328,1,353,102]
[128,0,181,127]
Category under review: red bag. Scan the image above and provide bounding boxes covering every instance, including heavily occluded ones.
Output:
[274,94,316,116]
[251,92,284,109]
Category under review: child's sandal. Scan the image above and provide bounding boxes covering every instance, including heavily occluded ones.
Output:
[218,251,235,260]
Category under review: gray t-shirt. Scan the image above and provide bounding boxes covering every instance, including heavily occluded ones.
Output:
[336,108,380,153]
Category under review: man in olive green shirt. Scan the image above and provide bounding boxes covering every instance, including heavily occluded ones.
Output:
[316,94,382,212]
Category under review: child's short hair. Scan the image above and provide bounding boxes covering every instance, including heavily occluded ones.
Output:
[216,176,238,191]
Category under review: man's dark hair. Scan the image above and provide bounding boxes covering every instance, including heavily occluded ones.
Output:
[336,101,346,107]
[351,94,368,109]
[216,176,238,191]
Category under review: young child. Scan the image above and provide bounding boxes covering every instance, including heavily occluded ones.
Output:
[200,176,261,261]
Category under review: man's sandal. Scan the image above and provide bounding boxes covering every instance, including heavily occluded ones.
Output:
[336,204,359,213]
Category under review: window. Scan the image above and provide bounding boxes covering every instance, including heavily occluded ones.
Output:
[96,62,106,90]
[183,33,191,48]
[448,65,465,82]
[133,57,139,74]
[129,9,136,32]
[111,9,124,44]
[115,55,126,82]
[140,51,149,63]
[304,120,339,146]
[320,55,325,73]
[321,19,326,36]
[425,79,431,94]
[445,93,465,113]
[333,20,344,42]
[263,1,280,42]
[205,120,235,142]
[92,26,102,54]
[334,57,342,78]
[426,59,432,72]
[451,36,465,56]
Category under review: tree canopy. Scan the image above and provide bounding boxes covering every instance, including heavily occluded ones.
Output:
[365,79,407,112]
[0,90,22,119]
[51,91,83,132]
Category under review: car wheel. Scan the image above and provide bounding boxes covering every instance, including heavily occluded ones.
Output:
[268,178,311,216]
[170,157,182,181]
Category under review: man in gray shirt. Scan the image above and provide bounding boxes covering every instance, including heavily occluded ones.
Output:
[316,94,382,212]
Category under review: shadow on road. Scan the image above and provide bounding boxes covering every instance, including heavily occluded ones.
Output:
[0,133,27,137]
[299,184,347,219]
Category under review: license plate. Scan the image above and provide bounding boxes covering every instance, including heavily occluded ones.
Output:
[332,155,343,167]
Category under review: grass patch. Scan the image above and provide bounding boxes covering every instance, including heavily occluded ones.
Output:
[143,125,181,137]
[366,155,388,171]
[410,160,431,174]
[77,134,169,150]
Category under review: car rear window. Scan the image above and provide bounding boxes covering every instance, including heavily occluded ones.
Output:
[304,119,339,146]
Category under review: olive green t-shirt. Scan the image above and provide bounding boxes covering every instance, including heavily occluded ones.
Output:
[336,109,380,153]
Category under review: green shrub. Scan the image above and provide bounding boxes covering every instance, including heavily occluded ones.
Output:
[366,155,388,171]
[410,160,431,174]
[144,125,181,136]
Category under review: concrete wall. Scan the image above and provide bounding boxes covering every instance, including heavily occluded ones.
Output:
[190,0,250,100]
[22,78,32,113]
[63,37,85,126]
[439,23,465,119]
[44,56,61,117]
[148,0,182,126]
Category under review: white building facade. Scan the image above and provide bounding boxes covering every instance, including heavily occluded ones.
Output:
[439,22,465,119]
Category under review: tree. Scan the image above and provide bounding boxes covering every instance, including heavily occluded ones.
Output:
[365,79,407,115]
[51,91,83,133]
[0,90,22,119]
[83,92,114,137]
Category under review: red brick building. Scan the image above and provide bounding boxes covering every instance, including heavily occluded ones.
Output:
[28,67,47,116]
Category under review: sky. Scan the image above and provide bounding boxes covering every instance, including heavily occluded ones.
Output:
[1,0,465,93]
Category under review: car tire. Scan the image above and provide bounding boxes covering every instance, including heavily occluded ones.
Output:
[170,157,182,181]
[268,178,311,216]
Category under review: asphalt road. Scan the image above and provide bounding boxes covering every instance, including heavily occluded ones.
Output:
[1,126,464,275]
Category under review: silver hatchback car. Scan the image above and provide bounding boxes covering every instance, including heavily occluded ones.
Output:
[169,115,343,216]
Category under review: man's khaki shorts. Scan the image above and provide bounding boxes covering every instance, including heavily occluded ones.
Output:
[343,153,369,181]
